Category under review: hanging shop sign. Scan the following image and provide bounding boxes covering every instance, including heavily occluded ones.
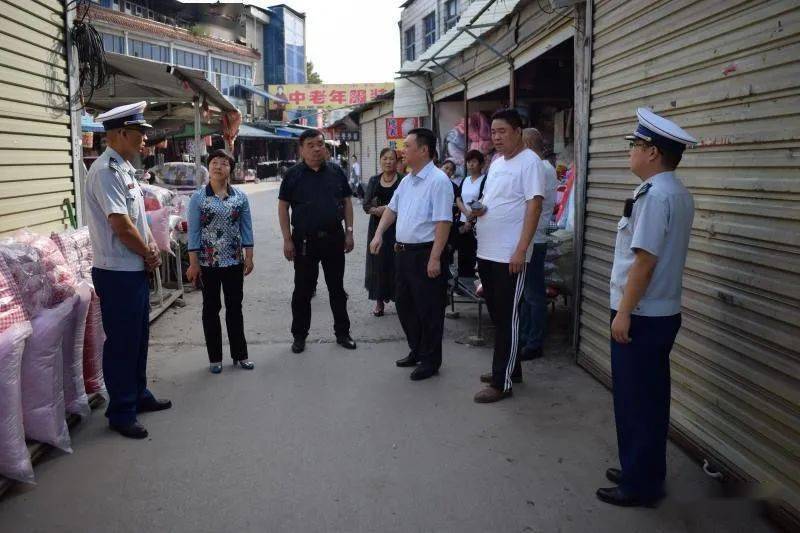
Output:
[385,117,420,140]
[268,83,393,110]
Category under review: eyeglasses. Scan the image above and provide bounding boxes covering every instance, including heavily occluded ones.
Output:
[629,141,651,150]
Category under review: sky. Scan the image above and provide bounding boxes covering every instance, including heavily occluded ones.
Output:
[184,1,402,84]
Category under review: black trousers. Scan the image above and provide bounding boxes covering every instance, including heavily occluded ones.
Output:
[456,226,478,278]
[201,264,248,363]
[477,259,527,391]
[611,310,681,499]
[395,245,447,370]
[292,229,350,339]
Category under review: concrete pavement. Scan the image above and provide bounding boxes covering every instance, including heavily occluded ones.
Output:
[0,183,776,532]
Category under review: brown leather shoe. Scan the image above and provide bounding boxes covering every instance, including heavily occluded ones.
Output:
[479,372,522,384]
[473,386,513,403]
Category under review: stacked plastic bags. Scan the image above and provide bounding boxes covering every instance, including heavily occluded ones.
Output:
[0,228,105,484]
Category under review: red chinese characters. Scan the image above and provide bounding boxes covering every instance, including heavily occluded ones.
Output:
[288,90,306,105]
[329,90,346,104]
[348,89,367,105]
[309,90,326,105]
[370,88,387,100]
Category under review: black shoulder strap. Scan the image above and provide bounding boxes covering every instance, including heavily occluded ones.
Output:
[478,174,487,199]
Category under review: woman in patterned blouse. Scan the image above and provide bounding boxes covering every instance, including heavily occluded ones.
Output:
[186,149,255,374]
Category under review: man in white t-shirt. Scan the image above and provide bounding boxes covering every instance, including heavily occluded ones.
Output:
[518,128,558,360]
[472,110,546,403]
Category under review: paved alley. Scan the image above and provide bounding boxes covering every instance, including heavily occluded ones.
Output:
[0,183,777,533]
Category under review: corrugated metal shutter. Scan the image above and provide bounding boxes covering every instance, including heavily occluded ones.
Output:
[360,117,376,184]
[375,109,390,177]
[0,0,74,236]
[576,0,800,522]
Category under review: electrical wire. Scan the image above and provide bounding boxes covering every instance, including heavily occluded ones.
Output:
[67,0,109,108]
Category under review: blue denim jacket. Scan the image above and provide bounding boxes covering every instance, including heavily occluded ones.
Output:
[188,184,254,267]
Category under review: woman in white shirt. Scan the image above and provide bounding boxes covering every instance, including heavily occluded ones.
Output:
[454,150,487,278]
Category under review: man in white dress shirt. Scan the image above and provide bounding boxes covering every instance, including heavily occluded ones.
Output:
[370,128,454,381]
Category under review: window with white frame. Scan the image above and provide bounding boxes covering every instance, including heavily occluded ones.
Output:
[404,26,416,61]
[444,0,459,31]
[423,12,436,49]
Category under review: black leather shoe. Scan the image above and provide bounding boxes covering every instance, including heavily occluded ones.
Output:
[336,336,357,349]
[138,398,172,413]
[395,353,419,367]
[596,486,662,508]
[110,422,148,439]
[410,366,438,381]
[291,338,306,353]
[519,346,543,361]
[606,468,622,484]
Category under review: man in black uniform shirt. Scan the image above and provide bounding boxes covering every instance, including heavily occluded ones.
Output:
[279,129,357,353]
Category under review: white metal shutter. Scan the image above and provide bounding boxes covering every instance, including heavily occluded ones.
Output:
[576,0,800,523]
[360,118,376,185]
[374,109,391,177]
[0,0,74,236]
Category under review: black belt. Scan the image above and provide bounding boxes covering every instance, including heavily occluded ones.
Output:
[394,241,433,252]
[295,228,341,240]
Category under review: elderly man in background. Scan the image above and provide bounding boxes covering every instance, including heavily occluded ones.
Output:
[518,128,558,361]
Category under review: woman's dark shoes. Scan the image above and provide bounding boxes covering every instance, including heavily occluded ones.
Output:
[109,422,148,439]
[336,336,357,349]
[138,398,172,413]
[235,359,255,370]
[473,386,513,403]
[292,338,306,353]
[395,353,418,367]
[373,304,384,317]
[480,372,521,384]
[409,366,438,381]
[606,468,622,484]
[595,486,663,508]
[210,363,223,374]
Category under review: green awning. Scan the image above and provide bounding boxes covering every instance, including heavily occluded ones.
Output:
[171,123,219,140]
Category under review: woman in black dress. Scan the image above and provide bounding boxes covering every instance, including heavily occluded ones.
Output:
[363,148,401,316]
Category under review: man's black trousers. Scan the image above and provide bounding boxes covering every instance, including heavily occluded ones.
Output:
[291,229,350,339]
[201,264,248,363]
[394,244,447,370]
[477,258,527,391]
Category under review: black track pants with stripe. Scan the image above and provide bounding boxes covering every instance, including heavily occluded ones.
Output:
[478,258,527,391]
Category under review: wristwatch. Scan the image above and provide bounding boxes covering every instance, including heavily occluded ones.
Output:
[346,226,354,232]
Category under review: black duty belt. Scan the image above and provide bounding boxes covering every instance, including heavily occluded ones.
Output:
[394,241,433,252]
[296,228,340,240]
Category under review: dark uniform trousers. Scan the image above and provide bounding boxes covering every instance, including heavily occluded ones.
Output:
[201,264,247,363]
[610,310,681,499]
[394,244,447,370]
[91,268,155,426]
[477,259,527,391]
[291,228,350,339]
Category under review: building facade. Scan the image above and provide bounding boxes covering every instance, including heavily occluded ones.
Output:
[87,0,265,120]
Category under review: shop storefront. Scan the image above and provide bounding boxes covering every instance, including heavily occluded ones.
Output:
[573,0,800,526]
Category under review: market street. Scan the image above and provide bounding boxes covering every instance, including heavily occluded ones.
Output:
[0,183,775,533]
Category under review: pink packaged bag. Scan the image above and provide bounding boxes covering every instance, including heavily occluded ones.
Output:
[62,282,92,417]
[83,290,105,395]
[0,321,34,483]
[21,295,76,452]
[14,229,76,308]
[146,207,173,253]
[0,242,50,318]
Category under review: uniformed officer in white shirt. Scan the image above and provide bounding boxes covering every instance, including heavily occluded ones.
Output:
[87,101,172,440]
[597,108,696,507]
[370,128,454,381]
